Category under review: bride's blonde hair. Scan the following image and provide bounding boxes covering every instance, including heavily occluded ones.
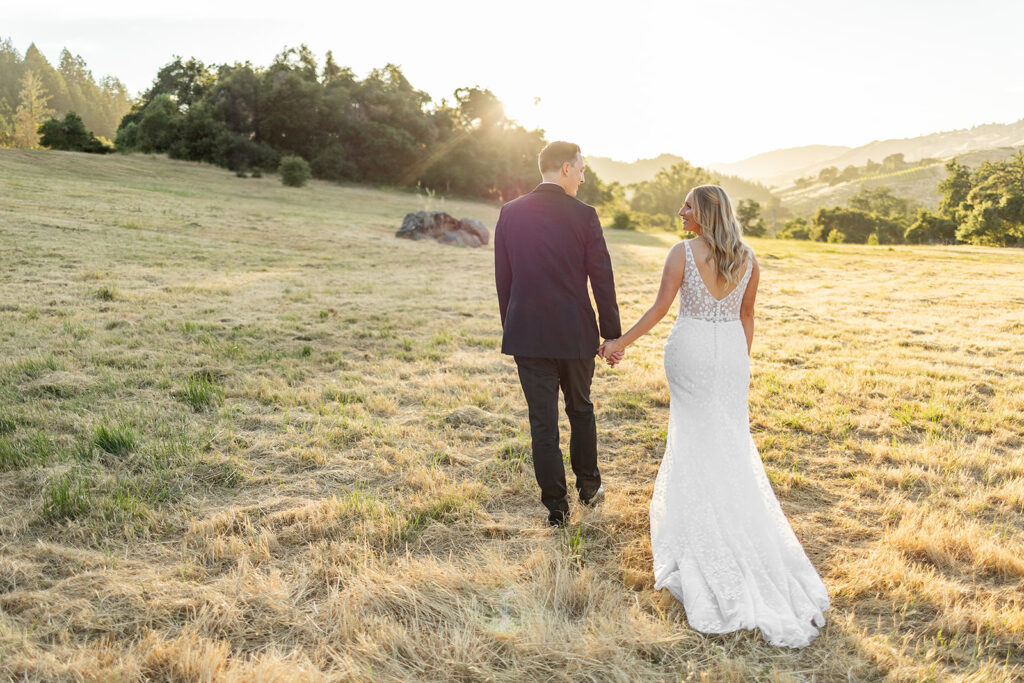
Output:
[690,184,753,286]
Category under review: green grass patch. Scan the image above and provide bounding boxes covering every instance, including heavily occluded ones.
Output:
[611,391,649,419]
[96,286,117,301]
[321,387,364,405]
[0,411,15,436]
[102,479,153,523]
[181,372,225,411]
[497,439,530,463]
[0,431,57,470]
[92,422,137,455]
[0,437,33,470]
[564,523,588,567]
[62,321,90,340]
[10,355,63,381]
[401,494,477,542]
[42,472,92,522]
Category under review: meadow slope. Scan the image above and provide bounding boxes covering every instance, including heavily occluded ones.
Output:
[1,149,1023,681]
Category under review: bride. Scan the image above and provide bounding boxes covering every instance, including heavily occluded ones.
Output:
[599,185,829,648]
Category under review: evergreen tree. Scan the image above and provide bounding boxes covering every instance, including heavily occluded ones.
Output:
[13,69,53,148]
[0,98,13,146]
[23,44,69,114]
[0,38,23,118]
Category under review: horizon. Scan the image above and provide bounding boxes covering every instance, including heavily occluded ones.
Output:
[6,0,1024,165]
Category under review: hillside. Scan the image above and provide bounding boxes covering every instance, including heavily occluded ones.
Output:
[2,149,1023,680]
[709,145,851,186]
[710,118,1024,187]
[777,146,1023,217]
[588,153,780,207]
[588,154,688,186]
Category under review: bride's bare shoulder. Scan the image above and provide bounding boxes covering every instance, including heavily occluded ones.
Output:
[668,240,689,256]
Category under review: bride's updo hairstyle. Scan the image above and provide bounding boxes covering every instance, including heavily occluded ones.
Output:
[690,184,753,286]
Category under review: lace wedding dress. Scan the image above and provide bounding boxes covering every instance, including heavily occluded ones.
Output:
[650,240,830,648]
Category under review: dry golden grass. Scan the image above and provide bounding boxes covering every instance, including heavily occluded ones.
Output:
[1,148,1023,681]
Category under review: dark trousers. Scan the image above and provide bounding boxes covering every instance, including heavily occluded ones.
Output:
[514,356,601,515]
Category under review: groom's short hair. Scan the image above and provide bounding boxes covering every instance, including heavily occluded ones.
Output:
[538,141,582,174]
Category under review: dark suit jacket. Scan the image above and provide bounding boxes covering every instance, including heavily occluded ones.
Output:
[494,183,620,358]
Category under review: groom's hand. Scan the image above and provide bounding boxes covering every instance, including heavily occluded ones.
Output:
[599,339,625,368]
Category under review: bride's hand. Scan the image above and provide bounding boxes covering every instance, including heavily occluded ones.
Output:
[601,338,625,367]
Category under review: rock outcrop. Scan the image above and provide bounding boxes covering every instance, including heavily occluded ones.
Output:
[396,211,490,248]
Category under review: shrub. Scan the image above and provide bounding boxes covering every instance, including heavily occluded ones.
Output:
[279,155,312,187]
[614,211,673,232]
[611,212,635,230]
[812,206,884,244]
[778,217,811,240]
[311,143,358,181]
[905,209,957,244]
[38,112,113,154]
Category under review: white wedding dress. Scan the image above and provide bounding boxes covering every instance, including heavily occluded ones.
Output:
[650,240,830,648]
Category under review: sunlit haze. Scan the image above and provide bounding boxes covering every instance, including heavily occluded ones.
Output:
[6,0,1024,165]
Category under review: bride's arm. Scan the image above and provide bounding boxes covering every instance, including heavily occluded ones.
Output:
[739,257,760,355]
[601,242,687,356]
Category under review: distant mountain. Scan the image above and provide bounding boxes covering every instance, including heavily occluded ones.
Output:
[587,154,686,186]
[587,153,779,207]
[708,146,850,187]
[707,119,1024,188]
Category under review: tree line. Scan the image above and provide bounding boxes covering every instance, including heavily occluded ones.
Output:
[597,159,784,235]
[791,153,937,189]
[0,39,131,147]
[110,46,573,202]
[771,154,1024,246]
[6,37,1019,246]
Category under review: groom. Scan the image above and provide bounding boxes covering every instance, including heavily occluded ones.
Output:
[494,141,621,527]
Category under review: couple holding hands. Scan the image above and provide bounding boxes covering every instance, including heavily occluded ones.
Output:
[493,141,829,647]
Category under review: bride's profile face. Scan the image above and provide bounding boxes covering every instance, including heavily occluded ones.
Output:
[679,191,700,233]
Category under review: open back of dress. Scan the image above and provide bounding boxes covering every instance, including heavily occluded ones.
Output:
[650,240,830,648]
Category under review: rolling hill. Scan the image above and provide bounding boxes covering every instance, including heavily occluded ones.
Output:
[588,154,780,207]
[776,146,1023,217]
[710,118,1024,188]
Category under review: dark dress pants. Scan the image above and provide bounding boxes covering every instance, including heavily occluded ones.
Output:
[514,356,601,515]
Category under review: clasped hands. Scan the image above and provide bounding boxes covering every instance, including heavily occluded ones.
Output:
[598,338,626,367]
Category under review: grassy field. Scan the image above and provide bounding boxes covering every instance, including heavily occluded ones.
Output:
[1,148,1023,681]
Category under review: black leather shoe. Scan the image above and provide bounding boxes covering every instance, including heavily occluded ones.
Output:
[547,509,568,527]
[580,485,604,507]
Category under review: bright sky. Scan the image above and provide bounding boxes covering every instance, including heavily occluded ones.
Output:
[6,0,1024,165]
